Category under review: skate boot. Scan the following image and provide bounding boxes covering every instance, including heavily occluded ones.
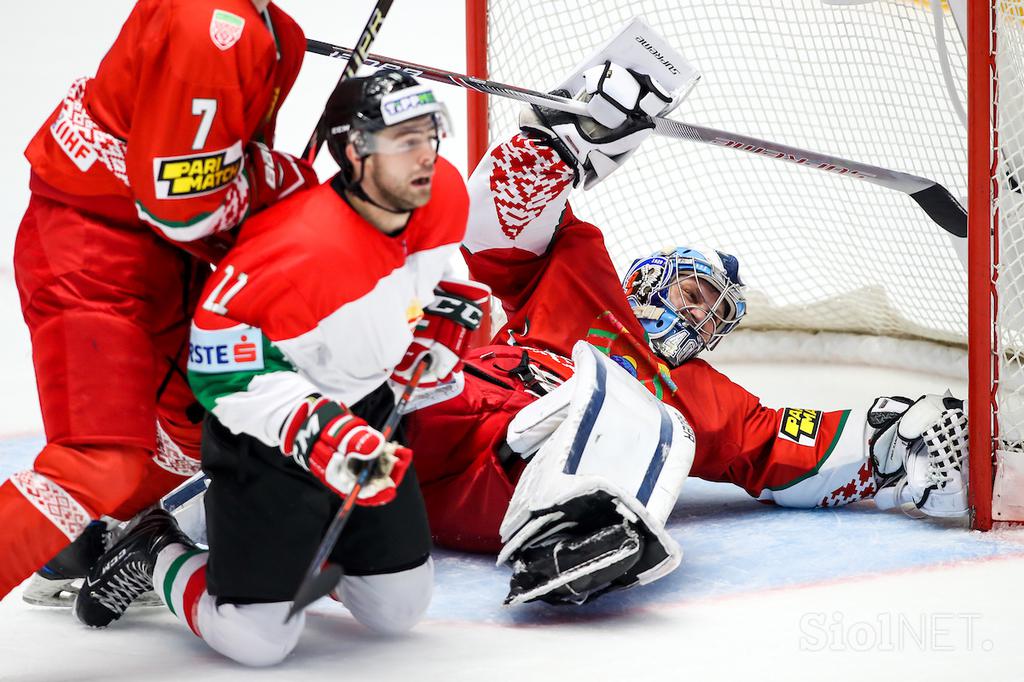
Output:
[74,509,196,627]
[22,520,108,607]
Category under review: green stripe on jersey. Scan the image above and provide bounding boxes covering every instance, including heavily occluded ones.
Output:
[188,333,295,411]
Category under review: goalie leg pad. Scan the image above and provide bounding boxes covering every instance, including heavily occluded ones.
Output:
[498,342,694,604]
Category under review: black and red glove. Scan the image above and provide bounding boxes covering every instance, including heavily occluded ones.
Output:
[246,142,319,213]
[392,279,491,388]
[280,395,412,506]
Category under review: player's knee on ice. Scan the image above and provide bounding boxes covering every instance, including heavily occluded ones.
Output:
[332,557,434,635]
[199,600,304,667]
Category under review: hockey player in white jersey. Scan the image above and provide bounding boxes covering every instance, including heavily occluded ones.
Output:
[72,71,487,666]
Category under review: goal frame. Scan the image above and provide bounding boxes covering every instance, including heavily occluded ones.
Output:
[466,0,1003,530]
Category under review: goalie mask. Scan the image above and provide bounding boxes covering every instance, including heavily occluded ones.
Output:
[622,246,746,367]
[322,70,452,209]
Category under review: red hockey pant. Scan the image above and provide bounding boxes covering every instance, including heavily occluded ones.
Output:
[0,193,204,600]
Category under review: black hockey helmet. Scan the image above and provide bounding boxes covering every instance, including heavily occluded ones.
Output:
[322,69,451,186]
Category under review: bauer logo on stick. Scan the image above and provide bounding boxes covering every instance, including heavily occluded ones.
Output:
[153,143,243,199]
[210,9,245,50]
[778,408,821,446]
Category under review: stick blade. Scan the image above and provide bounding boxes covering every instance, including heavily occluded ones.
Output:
[910,184,968,238]
[285,563,344,623]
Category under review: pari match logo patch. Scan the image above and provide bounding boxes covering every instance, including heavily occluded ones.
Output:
[153,142,242,199]
[189,325,265,374]
[210,9,245,51]
[778,408,821,446]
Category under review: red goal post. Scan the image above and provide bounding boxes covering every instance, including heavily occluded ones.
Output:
[466,0,1022,530]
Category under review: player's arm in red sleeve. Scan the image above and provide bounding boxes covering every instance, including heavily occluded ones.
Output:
[462,131,579,310]
[125,2,308,245]
[679,360,867,508]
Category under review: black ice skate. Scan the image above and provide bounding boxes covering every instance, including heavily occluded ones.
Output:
[74,509,194,627]
[22,520,107,607]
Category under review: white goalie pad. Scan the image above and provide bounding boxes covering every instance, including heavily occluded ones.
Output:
[498,341,695,587]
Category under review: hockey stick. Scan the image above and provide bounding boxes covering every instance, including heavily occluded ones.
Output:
[285,355,431,623]
[306,39,967,238]
[300,0,395,164]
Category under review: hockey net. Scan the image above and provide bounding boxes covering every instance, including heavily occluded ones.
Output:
[466,0,1024,528]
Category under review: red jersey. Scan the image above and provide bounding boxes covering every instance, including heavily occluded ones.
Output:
[462,133,852,490]
[407,134,870,552]
[24,0,304,242]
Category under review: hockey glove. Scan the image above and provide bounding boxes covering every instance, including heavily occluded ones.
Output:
[280,395,412,506]
[392,279,491,388]
[246,142,319,213]
[520,61,672,189]
[866,393,969,517]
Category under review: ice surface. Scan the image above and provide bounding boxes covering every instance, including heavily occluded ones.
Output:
[2,2,1023,681]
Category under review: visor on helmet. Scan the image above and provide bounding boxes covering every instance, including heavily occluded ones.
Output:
[349,112,451,157]
[329,84,453,157]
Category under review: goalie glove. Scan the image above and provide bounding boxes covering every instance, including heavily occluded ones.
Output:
[246,142,319,213]
[866,393,969,518]
[392,279,490,389]
[280,395,412,506]
[520,61,672,189]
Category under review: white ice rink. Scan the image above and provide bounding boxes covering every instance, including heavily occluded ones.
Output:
[2,2,1024,681]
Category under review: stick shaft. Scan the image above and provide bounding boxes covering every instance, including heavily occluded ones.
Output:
[286,355,431,621]
[305,39,966,237]
[300,0,395,164]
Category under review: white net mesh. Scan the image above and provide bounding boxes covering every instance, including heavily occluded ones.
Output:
[994,1,1024,520]
[484,0,969,346]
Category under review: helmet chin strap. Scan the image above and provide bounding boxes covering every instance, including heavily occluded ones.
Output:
[348,156,414,215]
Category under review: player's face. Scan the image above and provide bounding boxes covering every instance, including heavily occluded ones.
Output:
[666,275,726,344]
[359,117,439,212]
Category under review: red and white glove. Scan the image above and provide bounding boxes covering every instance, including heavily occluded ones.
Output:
[280,395,412,506]
[392,279,491,388]
[246,142,319,213]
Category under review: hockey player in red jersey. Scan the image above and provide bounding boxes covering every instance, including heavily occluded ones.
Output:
[2,0,316,605]
[74,71,484,666]
[401,60,970,606]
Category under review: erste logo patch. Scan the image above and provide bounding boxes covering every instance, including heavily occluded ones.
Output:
[189,324,265,374]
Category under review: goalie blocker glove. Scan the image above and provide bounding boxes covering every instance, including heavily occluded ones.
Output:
[520,61,673,189]
[392,279,490,388]
[280,395,412,506]
[866,393,969,518]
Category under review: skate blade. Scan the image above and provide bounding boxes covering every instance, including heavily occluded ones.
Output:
[23,574,162,609]
[22,575,79,607]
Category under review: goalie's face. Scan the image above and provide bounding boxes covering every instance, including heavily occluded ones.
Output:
[623,247,746,367]
[665,274,731,345]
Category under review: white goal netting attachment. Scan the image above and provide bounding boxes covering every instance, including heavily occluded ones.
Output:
[993,0,1024,521]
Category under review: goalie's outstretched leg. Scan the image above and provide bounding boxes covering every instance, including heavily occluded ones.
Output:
[497,342,695,606]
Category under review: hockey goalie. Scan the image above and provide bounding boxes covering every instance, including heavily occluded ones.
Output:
[402,54,970,607]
